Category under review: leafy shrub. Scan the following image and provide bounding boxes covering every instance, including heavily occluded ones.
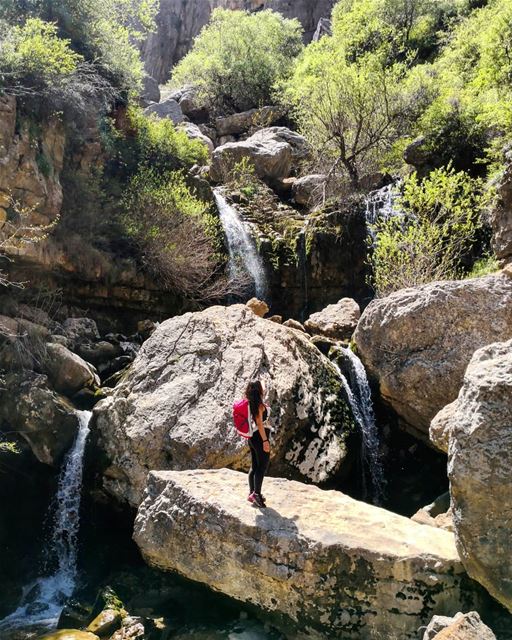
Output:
[122,168,225,300]
[370,166,488,295]
[171,8,303,115]
[466,254,500,279]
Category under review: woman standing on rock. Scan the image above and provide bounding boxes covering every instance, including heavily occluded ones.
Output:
[246,380,271,508]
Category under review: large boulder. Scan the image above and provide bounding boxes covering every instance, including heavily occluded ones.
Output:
[215,106,283,137]
[305,297,360,341]
[441,340,512,612]
[177,122,214,155]
[44,342,100,396]
[353,272,512,437]
[143,98,184,124]
[292,173,326,206]
[428,611,496,639]
[0,371,79,465]
[134,468,478,640]
[95,305,355,506]
[209,127,310,183]
[490,157,512,265]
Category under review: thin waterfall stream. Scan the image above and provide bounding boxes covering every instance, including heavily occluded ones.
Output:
[333,350,385,505]
[213,189,267,300]
[0,410,92,633]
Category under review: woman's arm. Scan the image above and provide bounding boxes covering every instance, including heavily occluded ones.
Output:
[255,403,270,453]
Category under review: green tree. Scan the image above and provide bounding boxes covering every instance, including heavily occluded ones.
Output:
[170,8,303,115]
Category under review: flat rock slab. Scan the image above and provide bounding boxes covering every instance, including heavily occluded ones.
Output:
[134,469,478,640]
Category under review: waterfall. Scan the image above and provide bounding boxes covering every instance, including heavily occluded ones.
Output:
[213,189,267,300]
[334,350,385,505]
[0,410,92,632]
[364,183,403,241]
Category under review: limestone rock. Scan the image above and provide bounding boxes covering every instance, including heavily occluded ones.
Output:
[62,318,100,347]
[245,297,269,317]
[0,371,79,465]
[44,342,100,396]
[305,297,360,340]
[422,613,464,639]
[411,492,453,532]
[215,106,283,137]
[178,122,214,155]
[210,127,310,183]
[134,468,476,640]
[354,273,512,436]
[109,616,145,640]
[95,305,355,506]
[283,319,306,332]
[429,611,496,639]
[144,98,184,124]
[430,400,457,453]
[444,339,512,612]
[87,608,121,636]
[140,74,160,107]
[490,158,512,264]
[292,174,326,206]
[313,16,332,41]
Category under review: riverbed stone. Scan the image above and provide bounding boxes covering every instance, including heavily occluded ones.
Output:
[134,468,477,640]
[442,340,512,612]
[94,304,355,506]
[305,297,360,341]
[43,342,100,396]
[353,272,512,437]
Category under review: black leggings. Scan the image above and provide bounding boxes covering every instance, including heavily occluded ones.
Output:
[248,429,270,495]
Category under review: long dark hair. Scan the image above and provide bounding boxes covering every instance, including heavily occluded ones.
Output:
[245,380,263,420]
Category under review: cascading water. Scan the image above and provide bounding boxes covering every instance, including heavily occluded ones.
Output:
[333,350,385,505]
[213,189,267,300]
[364,183,403,242]
[0,410,92,633]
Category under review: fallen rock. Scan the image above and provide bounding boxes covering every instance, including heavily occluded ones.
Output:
[62,318,100,348]
[0,371,79,465]
[109,616,144,640]
[430,400,457,453]
[210,127,310,183]
[144,98,184,124]
[87,608,122,636]
[215,106,283,137]
[134,469,478,640]
[421,613,464,639]
[178,122,214,155]
[411,492,453,532]
[95,305,355,506]
[283,319,306,332]
[292,174,325,206]
[305,298,360,341]
[354,273,512,436]
[444,339,512,612]
[44,342,100,396]
[245,297,269,317]
[429,611,496,639]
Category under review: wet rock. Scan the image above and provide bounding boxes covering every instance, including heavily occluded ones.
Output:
[354,272,512,437]
[134,468,477,640]
[95,305,355,506]
[58,599,94,629]
[305,298,360,341]
[210,127,310,183]
[44,342,100,396]
[292,174,326,206]
[246,297,269,317]
[144,98,184,124]
[87,608,122,636]
[310,334,338,356]
[0,371,79,465]
[427,611,496,639]
[36,629,99,640]
[442,340,512,612]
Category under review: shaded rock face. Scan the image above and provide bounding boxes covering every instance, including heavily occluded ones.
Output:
[490,159,512,265]
[442,340,512,612]
[134,469,477,640]
[0,371,79,465]
[94,304,355,507]
[141,0,338,84]
[353,272,512,438]
[0,95,64,225]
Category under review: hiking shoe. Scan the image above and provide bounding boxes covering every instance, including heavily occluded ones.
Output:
[248,492,255,503]
[251,493,266,508]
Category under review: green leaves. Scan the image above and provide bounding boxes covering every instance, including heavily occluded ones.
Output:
[170,8,303,115]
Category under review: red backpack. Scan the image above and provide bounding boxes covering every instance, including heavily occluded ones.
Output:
[232,398,253,438]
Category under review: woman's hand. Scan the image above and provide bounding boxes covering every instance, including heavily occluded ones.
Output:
[263,440,270,454]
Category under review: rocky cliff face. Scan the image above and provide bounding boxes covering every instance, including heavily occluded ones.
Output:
[141,0,337,83]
